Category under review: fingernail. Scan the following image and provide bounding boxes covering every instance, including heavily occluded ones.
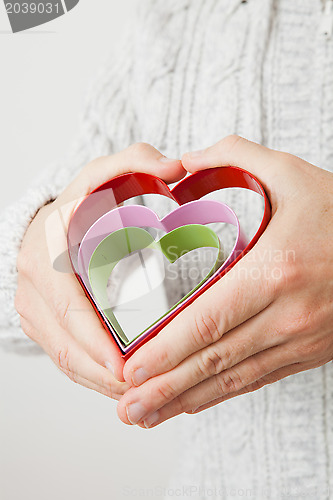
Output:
[132,368,149,386]
[126,402,146,425]
[187,149,206,159]
[159,156,180,163]
[105,361,114,375]
[144,411,160,429]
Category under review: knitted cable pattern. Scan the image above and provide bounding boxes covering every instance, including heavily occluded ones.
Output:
[1,0,333,497]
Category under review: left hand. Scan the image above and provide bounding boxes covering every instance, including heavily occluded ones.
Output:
[116,136,333,429]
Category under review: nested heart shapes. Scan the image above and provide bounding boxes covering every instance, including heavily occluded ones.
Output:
[67,167,271,359]
[78,200,246,350]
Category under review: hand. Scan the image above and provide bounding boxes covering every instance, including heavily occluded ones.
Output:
[15,143,185,399]
[117,135,333,427]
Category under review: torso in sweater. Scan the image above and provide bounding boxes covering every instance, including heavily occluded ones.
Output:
[1,0,332,497]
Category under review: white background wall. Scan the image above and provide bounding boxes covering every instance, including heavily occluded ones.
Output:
[0,2,181,499]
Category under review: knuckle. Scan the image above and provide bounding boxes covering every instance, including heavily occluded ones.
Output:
[197,345,232,378]
[192,311,221,348]
[53,297,71,331]
[17,248,33,277]
[291,307,313,335]
[101,382,115,399]
[66,370,78,384]
[215,369,244,395]
[154,380,177,404]
[57,346,71,373]
[173,394,189,414]
[14,288,27,318]
[273,260,304,295]
[19,317,36,340]
[294,338,329,360]
[91,377,112,398]
[128,142,153,157]
[243,379,265,393]
[61,369,79,384]
[282,303,314,339]
[152,347,174,372]
[95,373,116,398]
[220,134,243,153]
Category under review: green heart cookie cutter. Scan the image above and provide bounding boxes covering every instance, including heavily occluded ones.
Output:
[88,224,224,345]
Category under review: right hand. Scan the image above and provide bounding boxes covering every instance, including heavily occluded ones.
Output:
[14,143,185,400]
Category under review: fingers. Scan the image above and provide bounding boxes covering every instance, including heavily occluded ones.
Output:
[17,248,127,380]
[153,344,296,421]
[182,135,275,172]
[62,142,185,204]
[118,343,305,428]
[51,331,128,401]
[122,302,281,410]
[190,361,313,414]
[53,277,126,380]
[16,279,129,399]
[123,237,278,387]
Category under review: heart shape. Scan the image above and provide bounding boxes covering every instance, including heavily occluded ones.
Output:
[67,166,271,359]
[88,224,224,346]
[77,199,247,353]
[77,199,246,286]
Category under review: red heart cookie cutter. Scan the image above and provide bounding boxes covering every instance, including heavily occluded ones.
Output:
[67,166,271,359]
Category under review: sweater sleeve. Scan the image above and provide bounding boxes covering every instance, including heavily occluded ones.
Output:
[0,28,137,354]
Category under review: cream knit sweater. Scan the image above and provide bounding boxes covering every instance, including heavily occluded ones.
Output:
[1,0,333,497]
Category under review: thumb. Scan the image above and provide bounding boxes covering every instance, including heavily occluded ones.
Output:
[63,142,185,202]
[182,135,290,208]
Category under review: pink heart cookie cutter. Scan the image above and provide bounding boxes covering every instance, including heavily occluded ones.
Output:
[77,200,248,353]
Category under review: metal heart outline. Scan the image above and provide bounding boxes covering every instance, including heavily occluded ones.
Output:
[67,167,271,358]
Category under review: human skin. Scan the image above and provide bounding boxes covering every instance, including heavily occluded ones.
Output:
[116,135,333,429]
[14,143,185,399]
